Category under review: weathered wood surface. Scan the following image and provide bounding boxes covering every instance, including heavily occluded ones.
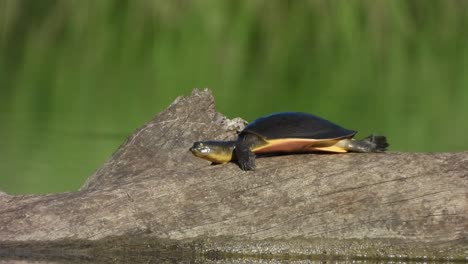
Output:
[1,89,467,261]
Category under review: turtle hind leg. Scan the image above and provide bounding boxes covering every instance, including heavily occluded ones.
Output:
[234,133,263,171]
[339,134,389,153]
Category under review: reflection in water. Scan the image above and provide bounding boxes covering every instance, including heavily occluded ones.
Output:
[0,255,439,264]
[1,258,321,264]
[0,236,464,264]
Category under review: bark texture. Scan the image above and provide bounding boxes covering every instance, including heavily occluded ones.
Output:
[1,89,467,261]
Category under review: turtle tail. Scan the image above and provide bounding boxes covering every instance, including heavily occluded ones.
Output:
[343,134,389,153]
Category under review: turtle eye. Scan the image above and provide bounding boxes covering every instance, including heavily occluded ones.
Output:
[191,142,202,149]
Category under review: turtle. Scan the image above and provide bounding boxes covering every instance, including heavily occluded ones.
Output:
[190,112,388,171]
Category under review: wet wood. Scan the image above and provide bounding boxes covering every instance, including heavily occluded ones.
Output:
[1,89,467,261]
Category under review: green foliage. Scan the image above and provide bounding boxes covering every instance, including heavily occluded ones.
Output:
[1,0,468,193]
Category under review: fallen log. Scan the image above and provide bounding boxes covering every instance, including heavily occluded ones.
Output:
[1,89,467,262]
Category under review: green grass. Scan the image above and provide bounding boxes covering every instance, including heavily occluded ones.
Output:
[1,0,468,194]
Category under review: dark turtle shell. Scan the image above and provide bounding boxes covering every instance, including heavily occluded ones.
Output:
[242,112,356,140]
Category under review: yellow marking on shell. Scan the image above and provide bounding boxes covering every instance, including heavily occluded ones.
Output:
[312,145,347,153]
[252,138,349,154]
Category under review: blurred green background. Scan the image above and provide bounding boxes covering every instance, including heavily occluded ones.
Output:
[1,0,467,194]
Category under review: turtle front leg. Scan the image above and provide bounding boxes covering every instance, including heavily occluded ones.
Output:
[235,145,256,171]
[234,133,261,171]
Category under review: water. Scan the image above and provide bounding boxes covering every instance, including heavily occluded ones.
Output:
[1,236,463,264]
[0,111,130,194]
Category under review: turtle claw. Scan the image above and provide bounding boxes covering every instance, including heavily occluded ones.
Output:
[239,156,256,171]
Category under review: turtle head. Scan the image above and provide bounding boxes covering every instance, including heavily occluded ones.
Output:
[189,141,236,164]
